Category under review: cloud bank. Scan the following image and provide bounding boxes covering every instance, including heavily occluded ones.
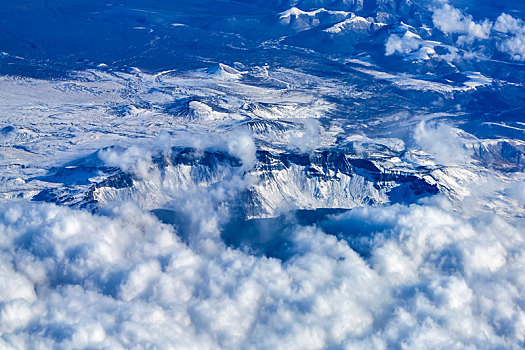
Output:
[0,189,524,349]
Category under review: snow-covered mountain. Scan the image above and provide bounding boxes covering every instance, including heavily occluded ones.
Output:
[1,0,525,349]
[31,146,439,217]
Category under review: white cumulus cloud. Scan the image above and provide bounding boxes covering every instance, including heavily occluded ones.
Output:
[494,13,525,61]
[0,185,523,349]
[432,4,492,44]
[385,32,421,56]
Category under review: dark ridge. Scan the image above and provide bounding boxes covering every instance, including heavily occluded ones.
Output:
[32,146,439,214]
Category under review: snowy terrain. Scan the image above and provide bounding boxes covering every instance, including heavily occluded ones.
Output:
[0,0,524,348]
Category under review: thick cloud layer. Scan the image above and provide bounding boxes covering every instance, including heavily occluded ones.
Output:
[0,188,524,348]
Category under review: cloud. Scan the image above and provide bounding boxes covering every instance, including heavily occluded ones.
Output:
[93,132,257,213]
[498,33,525,61]
[494,13,525,61]
[432,4,492,44]
[0,182,524,349]
[226,130,257,169]
[506,181,525,205]
[494,13,525,34]
[288,118,321,153]
[431,5,525,61]
[99,146,155,180]
[327,199,525,347]
[413,121,470,166]
[385,32,421,56]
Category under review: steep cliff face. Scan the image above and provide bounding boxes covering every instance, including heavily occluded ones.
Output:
[32,146,438,218]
